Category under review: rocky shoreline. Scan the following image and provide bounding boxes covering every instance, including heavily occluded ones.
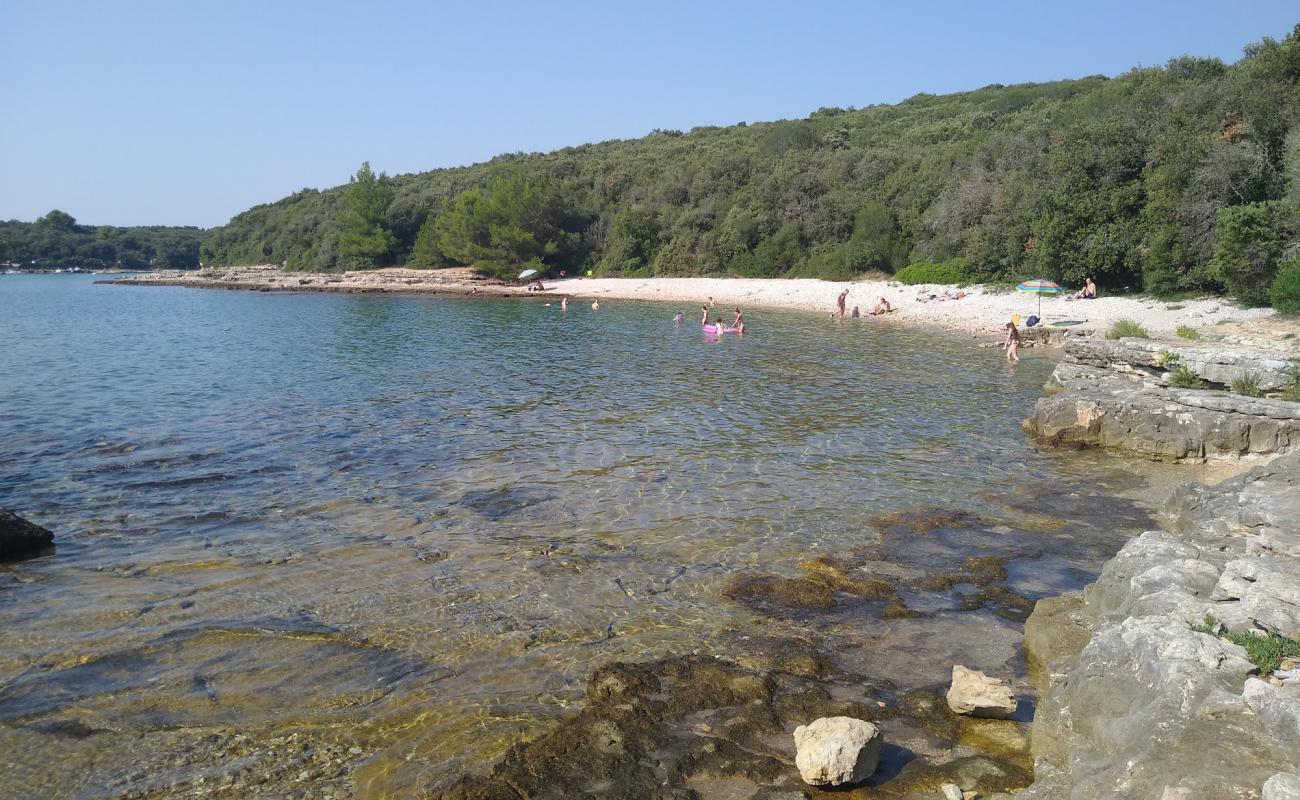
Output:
[1018,335,1300,799]
[1020,451,1300,799]
[1024,338,1300,462]
[427,333,1300,799]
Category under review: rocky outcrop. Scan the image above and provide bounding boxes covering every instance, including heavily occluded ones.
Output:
[946,666,1017,719]
[792,716,882,786]
[1020,452,1300,799]
[0,508,53,561]
[1065,338,1296,392]
[1025,366,1300,460]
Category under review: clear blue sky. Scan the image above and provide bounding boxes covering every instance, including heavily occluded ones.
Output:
[1,1,1295,228]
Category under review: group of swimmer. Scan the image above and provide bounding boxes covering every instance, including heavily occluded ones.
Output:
[697,304,744,333]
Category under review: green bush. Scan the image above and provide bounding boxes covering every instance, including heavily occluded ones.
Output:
[1168,364,1206,389]
[1270,258,1300,313]
[893,258,971,285]
[1176,325,1200,340]
[1230,372,1264,397]
[1191,615,1300,674]
[1282,366,1300,402]
[1106,319,1150,339]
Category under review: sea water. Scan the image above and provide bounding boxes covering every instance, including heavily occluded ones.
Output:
[0,275,1154,796]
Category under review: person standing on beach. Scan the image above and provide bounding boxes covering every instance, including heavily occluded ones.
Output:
[836,288,849,319]
[1003,321,1021,363]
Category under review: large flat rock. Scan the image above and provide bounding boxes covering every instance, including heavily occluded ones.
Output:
[1025,364,1300,461]
[1065,338,1297,391]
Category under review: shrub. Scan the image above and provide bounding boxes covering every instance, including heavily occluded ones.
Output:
[1282,366,1300,402]
[1154,351,1180,367]
[1191,615,1300,674]
[1230,372,1264,398]
[1270,258,1300,313]
[893,258,971,285]
[1168,364,1206,389]
[1176,325,1200,339]
[1106,319,1150,339]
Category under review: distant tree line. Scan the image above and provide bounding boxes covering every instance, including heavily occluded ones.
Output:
[199,25,1300,307]
[0,210,205,269]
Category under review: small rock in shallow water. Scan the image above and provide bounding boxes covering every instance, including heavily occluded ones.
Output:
[946,665,1017,719]
[0,508,54,560]
[792,716,882,786]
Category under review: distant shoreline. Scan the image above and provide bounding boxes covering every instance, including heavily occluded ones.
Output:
[108,266,1282,341]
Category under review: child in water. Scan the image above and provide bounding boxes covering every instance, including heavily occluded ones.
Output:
[1003,321,1021,363]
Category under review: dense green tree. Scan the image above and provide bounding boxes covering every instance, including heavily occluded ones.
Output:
[337,162,397,267]
[198,24,1300,309]
[1210,201,1286,306]
[0,212,205,269]
[421,172,573,279]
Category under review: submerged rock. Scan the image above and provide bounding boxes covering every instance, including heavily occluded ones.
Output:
[792,716,882,787]
[0,508,53,560]
[945,666,1016,719]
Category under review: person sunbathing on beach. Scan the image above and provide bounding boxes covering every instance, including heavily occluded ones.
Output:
[1067,277,1098,300]
[870,297,892,315]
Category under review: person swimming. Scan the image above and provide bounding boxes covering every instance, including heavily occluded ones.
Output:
[592,299,600,310]
[673,312,684,324]
[561,297,568,311]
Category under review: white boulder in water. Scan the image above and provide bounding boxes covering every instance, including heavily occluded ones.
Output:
[946,664,1018,718]
[792,716,882,786]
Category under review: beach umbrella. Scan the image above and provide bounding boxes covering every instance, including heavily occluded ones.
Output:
[518,268,539,280]
[1016,278,1063,317]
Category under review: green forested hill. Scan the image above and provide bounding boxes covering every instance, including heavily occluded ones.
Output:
[0,211,205,270]
[202,25,1300,306]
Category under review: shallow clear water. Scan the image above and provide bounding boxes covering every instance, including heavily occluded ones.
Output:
[0,275,1154,798]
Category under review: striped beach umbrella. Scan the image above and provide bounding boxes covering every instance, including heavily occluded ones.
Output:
[1016,278,1064,318]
